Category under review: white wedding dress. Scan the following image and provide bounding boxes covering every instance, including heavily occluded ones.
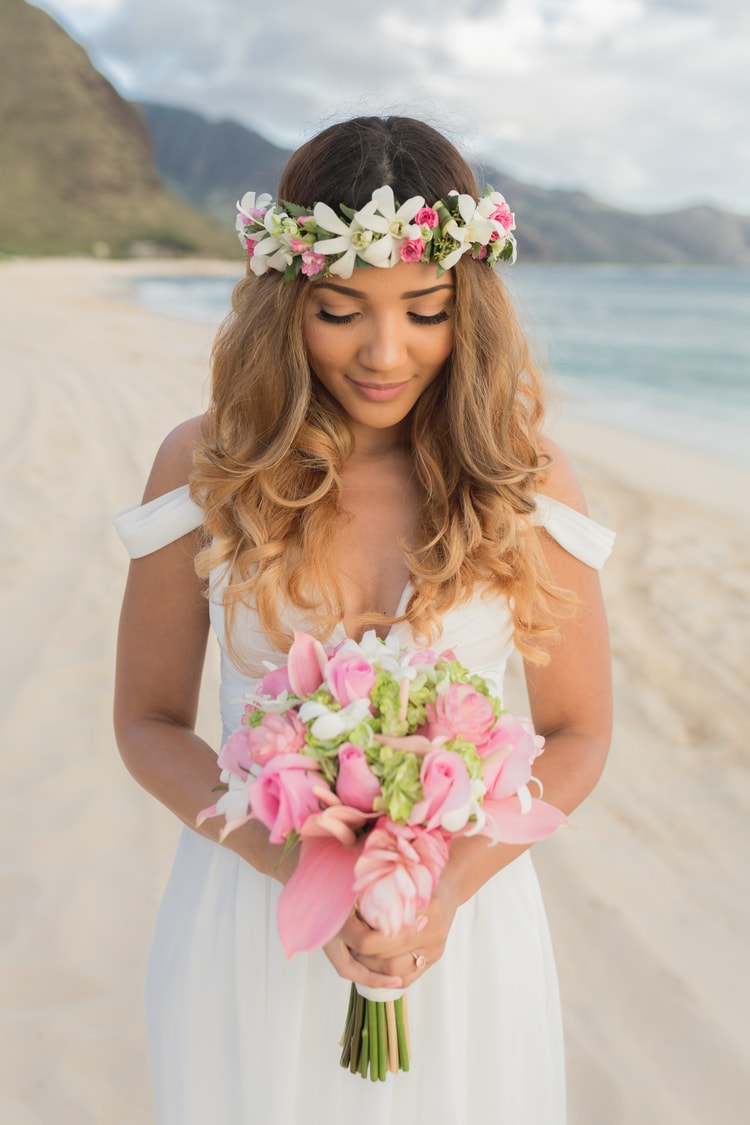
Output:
[114,486,613,1125]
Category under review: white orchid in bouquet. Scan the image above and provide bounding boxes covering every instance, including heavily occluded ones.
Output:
[199,630,567,1081]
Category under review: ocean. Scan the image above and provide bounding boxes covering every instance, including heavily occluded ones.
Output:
[132,265,750,470]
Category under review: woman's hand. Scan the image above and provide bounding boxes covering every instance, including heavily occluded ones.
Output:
[323,870,463,988]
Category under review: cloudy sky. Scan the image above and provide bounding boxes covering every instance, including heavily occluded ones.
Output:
[32,0,749,214]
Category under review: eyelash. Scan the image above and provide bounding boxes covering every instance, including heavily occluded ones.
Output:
[315,309,450,326]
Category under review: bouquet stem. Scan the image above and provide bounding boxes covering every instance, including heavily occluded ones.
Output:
[340,985,410,1080]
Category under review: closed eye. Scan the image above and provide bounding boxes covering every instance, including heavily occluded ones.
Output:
[409,310,450,325]
[315,309,356,324]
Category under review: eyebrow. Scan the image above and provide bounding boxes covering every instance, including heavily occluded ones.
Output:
[315,281,454,299]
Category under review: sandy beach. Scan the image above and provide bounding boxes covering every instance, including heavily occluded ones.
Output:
[0,257,748,1124]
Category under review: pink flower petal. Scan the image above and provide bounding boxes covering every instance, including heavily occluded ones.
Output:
[287,631,327,697]
[480,796,568,844]
[277,837,363,956]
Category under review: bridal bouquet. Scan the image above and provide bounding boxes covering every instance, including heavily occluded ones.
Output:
[198,630,567,1081]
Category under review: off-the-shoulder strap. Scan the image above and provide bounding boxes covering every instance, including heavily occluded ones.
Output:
[113,484,203,559]
[531,494,614,570]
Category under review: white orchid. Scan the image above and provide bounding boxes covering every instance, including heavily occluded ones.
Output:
[236,191,273,223]
[354,186,425,266]
[297,697,372,740]
[312,202,382,277]
[439,192,502,270]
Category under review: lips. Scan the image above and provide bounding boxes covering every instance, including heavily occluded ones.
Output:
[348,378,411,403]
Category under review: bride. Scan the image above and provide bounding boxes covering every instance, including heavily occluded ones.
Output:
[114,114,613,1124]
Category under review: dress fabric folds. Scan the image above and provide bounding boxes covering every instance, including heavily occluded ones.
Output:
[113,486,614,1125]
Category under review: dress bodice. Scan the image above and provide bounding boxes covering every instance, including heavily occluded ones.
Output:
[114,485,614,741]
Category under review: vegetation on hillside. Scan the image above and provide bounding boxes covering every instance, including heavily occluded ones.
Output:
[0,0,236,257]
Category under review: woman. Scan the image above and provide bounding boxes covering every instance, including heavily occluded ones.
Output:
[114,116,613,1124]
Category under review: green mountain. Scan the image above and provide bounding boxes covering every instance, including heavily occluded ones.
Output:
[0,0,235,256]
[140,102,750,266]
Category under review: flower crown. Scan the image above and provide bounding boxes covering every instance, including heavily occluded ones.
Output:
[235,184,517,281]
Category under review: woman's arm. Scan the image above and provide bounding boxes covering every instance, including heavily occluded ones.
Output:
[113,418,295,882]
[346,441,612,983]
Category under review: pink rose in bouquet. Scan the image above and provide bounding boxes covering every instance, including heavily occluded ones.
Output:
[336,742,382,812]
[422,681,498,748]
[408,748,473,831]
[325,650,377,707]
[248,753,327,844]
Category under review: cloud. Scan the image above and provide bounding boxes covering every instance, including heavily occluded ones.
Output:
[29,0,750,213]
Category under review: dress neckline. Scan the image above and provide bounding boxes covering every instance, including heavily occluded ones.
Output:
[332,581,413,644]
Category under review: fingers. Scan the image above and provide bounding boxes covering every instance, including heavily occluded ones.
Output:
[323,937,404,989]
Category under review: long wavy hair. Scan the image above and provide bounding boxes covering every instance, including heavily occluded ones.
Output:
[191,116,569,668]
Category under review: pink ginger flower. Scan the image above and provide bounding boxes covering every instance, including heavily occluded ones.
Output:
[240,710,307,767]
[400,237,426,263]
[353,819,450,937]
[244,237,257,257]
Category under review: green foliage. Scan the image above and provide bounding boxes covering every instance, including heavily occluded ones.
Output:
[0,0,236,257]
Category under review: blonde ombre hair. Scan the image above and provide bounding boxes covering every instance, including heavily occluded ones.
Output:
[191,117,568,665]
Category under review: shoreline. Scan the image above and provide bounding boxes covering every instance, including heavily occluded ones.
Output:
[1,257,748,1124]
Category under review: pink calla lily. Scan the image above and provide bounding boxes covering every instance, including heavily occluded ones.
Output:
[480,795,568,844]
[277,836,364,957]
[287,631,327,697]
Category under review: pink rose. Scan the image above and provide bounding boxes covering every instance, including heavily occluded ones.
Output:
[409,748,473,831]
[400,237,426,263]
[407,647,437,666]
[472,245,489,259]
[423,683,497,750]
[480,714,544,798]
[248,753,324,843]
[415,207,439,229]
[242,710,307,766]
[490,202,515,230]
[336,742,381,812]
[353,819,449,937]
[324,650,377,707]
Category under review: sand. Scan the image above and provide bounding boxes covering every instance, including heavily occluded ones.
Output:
[0,257,747,1124]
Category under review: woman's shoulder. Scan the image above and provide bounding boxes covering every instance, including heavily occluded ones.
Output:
[141,414,207,504]
[533,437,614,570]
[537,436,588,511]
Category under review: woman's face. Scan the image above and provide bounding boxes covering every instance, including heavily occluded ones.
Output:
[303,262,454,446]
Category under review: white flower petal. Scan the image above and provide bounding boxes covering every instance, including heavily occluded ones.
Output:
[313,202,351,236]
[327,251,358,278]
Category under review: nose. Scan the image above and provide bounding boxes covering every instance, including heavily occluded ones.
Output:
[358,313,407,374]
